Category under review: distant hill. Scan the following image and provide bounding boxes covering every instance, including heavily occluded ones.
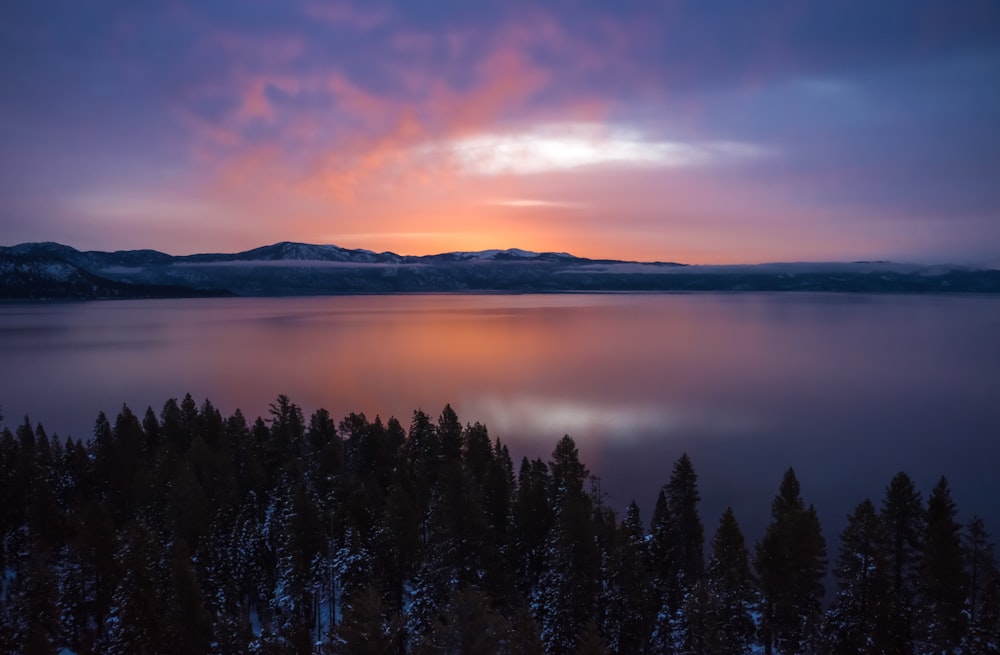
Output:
[0,249,226,300]
[2,241,999,299]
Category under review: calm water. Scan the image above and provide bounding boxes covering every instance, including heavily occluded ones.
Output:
[2,293,999,543]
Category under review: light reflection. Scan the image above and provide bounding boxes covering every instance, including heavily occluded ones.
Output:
[467,395,757,443]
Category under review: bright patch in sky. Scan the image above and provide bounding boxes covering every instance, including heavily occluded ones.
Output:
[444,123,764,175]
[489,198,583,208]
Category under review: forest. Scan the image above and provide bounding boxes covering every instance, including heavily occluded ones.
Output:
[0,395,997,655]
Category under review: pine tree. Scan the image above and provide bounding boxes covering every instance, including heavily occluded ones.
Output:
[574,619,608,655]
[707,507,756,654]
[165,539,212,654]
[512,457,553,594]
[507,602,546,655]
[141,406,160,465]
[534,436,598,655]
[880,471,924,655]
[965,517,1000,654]
[463,421,493,484]
[405,532,455,644]
[375,462,422,613]
[265,477,324,654]
[332,584,400,655]
[754,467,827,655]
[5,534,60,655]
[481,438,516,610]
[920,476,968,653]
[416,588,509,655]
[825,499,891,653]
[680,577,722,655]
[265,394,305,484]
[103,521,170,655]
[667,453,705,590]
[647,488,677,654]
[602,502,655,654]
[437,404,463,461]
[306,407,344,501]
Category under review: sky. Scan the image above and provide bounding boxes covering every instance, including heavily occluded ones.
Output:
[2,1,999,265]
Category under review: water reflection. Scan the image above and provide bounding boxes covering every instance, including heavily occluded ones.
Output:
[2,293,999,543]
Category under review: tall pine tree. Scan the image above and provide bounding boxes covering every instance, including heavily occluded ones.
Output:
[707,507,756,654]
[920,476,968,654]
[825,499,891,653]
[754,467,827,655]
[880,471,925,655]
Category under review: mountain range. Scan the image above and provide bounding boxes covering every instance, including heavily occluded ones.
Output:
[2,241,999,299]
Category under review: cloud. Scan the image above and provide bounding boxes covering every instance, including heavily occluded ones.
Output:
[439,123,765,175]
[488,198,584,209]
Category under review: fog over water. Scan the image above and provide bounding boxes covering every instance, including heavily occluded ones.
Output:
[2,293,999,544]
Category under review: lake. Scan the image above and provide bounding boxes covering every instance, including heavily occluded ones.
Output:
[2,293,999,546]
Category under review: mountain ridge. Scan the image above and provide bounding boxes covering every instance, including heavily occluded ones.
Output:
[2,241,998,299]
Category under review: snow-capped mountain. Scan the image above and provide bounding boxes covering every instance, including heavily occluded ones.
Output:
[1,241,998,299]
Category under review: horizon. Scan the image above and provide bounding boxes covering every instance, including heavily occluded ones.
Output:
[5,238,998,269]
[2,2,999,265]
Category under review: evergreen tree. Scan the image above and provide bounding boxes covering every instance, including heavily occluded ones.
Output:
[141,406,160,465]
[920,476,968,653]
[965,517,1000,654]
[512,457,553,593]
[72,499,117,651]
[159,397,187,455]
[8,392,1000,655]
[481,438,516,610]
[4,535,60,655]
[666,453,705,590]
[507,602,546,655]
[534,436,598,655]
[573,619,608,655]
[707,507,756,654]
[165,539,212,654]
[375,461,421,614]
[880,471,924,655]
[974,566,1000,654]
[463,421,493,484]
[825,499,891,653]
[332,584,401,655]
[103,521,170,655]
[647,488,677,654]
[306,407,344,501]
[227,408,265,499]
[602,502,655,654]
[754,467,827,655]
[437,404,463,461]
[265,477,324,654]
[265,394,306,483]
[679,577,722,655]
[417,588,509,655]
[165,462,210,552]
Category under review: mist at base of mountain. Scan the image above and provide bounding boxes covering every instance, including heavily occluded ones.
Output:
[2,241,998,299]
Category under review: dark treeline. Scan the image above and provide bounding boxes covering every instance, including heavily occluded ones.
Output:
[0,396,997,654]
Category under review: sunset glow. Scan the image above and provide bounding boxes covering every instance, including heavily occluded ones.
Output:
[2,1,999,264]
